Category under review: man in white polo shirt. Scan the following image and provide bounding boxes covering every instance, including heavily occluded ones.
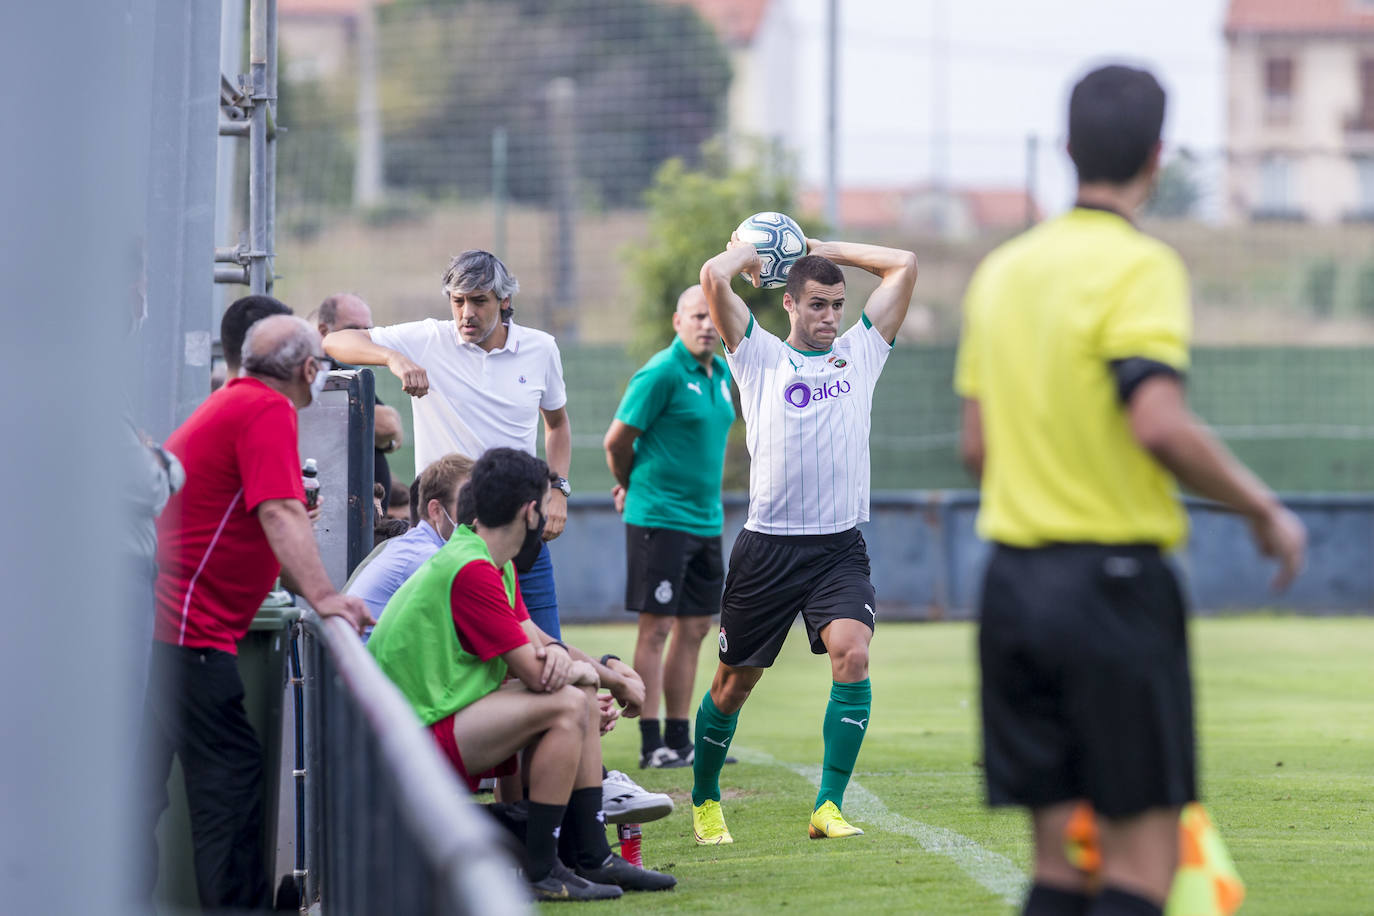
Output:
[322,250,572,638]
[688,234,918,848]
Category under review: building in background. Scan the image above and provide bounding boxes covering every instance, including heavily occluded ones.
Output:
[799,185,1038,238]
[673,0,794,156]
[1226,0,1374,223]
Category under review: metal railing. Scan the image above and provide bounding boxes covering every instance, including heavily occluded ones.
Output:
[298,613,528,915]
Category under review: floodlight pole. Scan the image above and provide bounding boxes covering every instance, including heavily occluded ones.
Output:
[824,0,839,231]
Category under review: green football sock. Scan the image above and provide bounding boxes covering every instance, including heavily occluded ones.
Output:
[815,678,871,811]
[691,691,739,807]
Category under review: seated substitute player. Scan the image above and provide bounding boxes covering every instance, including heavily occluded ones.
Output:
[955,64,1306,916]
[603,284,737,770]
[689,234,918,845]
[366,447,675,899]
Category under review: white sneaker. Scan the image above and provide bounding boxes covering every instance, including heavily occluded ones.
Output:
[602,769,674,824]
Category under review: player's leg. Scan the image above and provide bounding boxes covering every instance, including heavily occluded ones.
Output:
[448,682,585,885]
[632,612,676,763]
[1094,808,1180,914]
[690,661,764,845]
[1026,801,1094,915]
[1073,548,1195,915]
[665,533,725,762]
[568,685,678,891]
[809,618,872,838]
[625,524,692,767]
[663,613,713,756]
[799,529,877,837]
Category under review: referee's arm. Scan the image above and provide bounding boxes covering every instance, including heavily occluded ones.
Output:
[1128,375,1306,589]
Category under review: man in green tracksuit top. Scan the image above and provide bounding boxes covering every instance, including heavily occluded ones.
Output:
[367,447,674,901]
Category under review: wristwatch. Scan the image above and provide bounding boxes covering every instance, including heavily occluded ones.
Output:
[555,476,571,498]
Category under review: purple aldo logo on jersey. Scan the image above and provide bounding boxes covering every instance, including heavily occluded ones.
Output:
[783,378,851,409]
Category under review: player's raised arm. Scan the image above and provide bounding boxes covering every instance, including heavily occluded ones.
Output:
[699,236,761,352]
[806,239,918,344]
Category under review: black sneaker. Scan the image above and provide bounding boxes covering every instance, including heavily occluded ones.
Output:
[639,745,689,769]
[529,860,624,901]
[672,744,737,766]
[576,853,677,892]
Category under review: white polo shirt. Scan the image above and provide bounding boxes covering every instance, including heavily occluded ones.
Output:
[727,314,892,536]
[369,318,567,473]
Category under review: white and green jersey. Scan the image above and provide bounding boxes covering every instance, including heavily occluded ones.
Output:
[725,315,893,535]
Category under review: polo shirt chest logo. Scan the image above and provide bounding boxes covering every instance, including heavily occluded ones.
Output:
[687,381,702,395]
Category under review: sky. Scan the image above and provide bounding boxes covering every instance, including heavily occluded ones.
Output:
[784,0,1229,211]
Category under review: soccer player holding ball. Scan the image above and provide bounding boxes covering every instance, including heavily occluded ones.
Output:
[689,220,918,845]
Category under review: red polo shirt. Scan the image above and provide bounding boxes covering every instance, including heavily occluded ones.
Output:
[154,378,306,653]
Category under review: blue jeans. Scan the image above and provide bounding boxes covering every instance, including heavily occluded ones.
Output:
[518,541,561,640]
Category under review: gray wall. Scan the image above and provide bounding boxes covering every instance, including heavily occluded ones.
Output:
[551,492,1374,622]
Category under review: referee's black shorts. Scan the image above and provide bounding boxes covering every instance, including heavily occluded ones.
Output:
[717,527,876,668]
[978,543,1197,819]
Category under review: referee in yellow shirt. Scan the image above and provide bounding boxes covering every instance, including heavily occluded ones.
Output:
[955,64,1306,916]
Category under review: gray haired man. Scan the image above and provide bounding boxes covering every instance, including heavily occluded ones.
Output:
[322,250,572,638]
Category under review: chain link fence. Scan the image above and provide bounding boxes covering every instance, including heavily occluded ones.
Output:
[264,1,1374,494]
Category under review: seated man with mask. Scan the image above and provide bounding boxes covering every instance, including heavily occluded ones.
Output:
[367,447,676,900]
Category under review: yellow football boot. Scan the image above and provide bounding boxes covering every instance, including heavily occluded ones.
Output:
[809,800,865,839]
[692,799,734,845]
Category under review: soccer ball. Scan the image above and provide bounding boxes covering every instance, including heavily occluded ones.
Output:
[735,211,806,289]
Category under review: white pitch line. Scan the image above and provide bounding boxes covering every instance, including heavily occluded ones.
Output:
[731,745,1028,906]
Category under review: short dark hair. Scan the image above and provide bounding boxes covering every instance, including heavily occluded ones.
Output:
[222,295,291,370]
[1068,64,1166,185]
[468,447,551,528]
[785,255,844,302]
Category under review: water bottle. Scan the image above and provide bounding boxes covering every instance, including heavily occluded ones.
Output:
[303,458,320,511]
[615,823,643,867]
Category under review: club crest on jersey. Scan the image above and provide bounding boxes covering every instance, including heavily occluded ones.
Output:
[654,579,673,604]
[827,355,847,369]
[783,378,852,409]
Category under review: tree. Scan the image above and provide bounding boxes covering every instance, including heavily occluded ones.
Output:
[1143,149,1202,220]
[378,0,731,206]
[628,139,815,355]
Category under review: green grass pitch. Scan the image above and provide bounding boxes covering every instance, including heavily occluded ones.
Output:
[557,617,1374,914]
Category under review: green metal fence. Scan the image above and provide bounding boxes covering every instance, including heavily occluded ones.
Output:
[377,343,1374,496]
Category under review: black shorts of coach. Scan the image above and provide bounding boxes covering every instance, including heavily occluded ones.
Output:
[625,523,725,616]
[717,527,877,668]
[978,543,1197,819]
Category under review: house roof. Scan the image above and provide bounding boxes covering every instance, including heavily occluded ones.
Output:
[799,186,1039,232]
[1225,0,1374,36]
[671,0,771,46]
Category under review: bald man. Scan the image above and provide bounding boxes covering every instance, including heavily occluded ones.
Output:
[315,293,405,512]
[603,287,737,768]
[143,315,372,908]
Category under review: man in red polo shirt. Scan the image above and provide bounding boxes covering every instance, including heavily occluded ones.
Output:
[141,313,371,910]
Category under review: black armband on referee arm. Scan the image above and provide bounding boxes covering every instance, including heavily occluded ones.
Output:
[1110,357,1185,405]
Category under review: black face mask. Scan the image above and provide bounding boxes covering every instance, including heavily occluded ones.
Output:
[513,504,546,573]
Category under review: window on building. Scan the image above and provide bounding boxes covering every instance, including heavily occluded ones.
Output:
[1354,58,1374,132]
[1258,155,1292,211]
[1264,57,1293,123]
[1357,157,1374,215]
